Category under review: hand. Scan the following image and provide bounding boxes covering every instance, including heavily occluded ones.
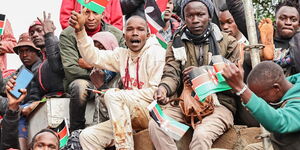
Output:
[37,11,56,34]
[182,66,197,86]
[6,76,27,111]
[90,69,105,89]
[0,42,4,54]
[78,58,93,69]
[21,101,40,116]
[69,8,86,32]
[154,86,169,105]
[222,63,245,93]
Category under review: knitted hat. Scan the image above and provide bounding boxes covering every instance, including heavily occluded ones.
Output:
[181,0,214,19]
[92,32,119,50]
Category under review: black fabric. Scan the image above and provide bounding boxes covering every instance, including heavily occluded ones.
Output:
[1,109,21,149]
[173,23,220,56]
[29,32,65,101]
[289,32,300,73]
[120,0,146,20]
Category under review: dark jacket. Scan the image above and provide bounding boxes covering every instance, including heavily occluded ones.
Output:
[60,21,125,91]
[120,0,145,19]
[1,109,20,149]
[159,24,240,114]
[29,32,65,101]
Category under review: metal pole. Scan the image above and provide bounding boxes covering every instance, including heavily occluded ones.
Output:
[243,0,260,67]
[242,1,272,150]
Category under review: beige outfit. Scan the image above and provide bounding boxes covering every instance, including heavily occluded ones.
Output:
[75,30,166,150]
[149,104,233,150]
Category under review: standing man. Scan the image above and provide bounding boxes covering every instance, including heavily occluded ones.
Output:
[149,0,240,149]
[60,7,125,132]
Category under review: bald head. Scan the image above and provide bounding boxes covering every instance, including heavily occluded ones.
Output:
[125,16,148,29]
[247,61,284,90]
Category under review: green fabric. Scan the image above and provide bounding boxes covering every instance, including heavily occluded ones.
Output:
[245,73,300,133]
[59,21,125,90]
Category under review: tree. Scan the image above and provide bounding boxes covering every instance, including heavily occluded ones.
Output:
[253,0,282,21]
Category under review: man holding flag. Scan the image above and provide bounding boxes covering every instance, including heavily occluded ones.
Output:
[149,0,240,149]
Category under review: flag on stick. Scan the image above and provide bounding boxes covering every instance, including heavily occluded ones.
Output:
[190,56,232,102]
[77,0,110,14]
[0,14,6,35]
[147,100,190,141]
[51,119,69,148]
[145,0,168,49]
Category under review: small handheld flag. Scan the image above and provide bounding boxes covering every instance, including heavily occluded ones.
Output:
[147,100,190,141]
[0,14,6,35]
[50,119,69,148]
[190,55,232,102]
[77,0,110,14]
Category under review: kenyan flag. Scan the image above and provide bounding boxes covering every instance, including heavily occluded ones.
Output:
[77,0,110,14]
[51,119,69,148]
[147,100,190,141]
[145,0,168,49]
[0,14,6,35]
[190,65,232,102]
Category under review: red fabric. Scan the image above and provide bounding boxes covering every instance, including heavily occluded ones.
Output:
[2,69,16,78]
[156,0,168,12]
[86,24,101,37]
[0,20,17,71]
[103,0,123,30]
[59,0,123,30]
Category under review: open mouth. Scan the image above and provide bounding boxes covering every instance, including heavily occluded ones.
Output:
[130,39,141,45]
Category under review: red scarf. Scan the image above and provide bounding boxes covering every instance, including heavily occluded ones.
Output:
[123,57,141,90]
[86,24,101,37]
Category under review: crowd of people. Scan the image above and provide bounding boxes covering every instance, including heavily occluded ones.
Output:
[1,0,300,150]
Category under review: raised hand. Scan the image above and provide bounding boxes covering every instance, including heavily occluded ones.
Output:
[37,11,56,34]
[69,7,87,32]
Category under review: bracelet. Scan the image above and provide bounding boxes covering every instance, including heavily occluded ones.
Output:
[236,85,247,96]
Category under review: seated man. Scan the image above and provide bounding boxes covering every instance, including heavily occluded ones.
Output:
[1,76,60,150]
[28,12,65,99]
[223,61,300,150]
[69,9,166,148]
[60,7,125,132]
[149,0,240,149]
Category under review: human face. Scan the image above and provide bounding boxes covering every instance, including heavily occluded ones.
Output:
[249,81,283,104]
[184,1,210,35]
[275,6,299,39]
[84,8,102,31]
[124,17,150,52]
[94,40,106,50]
[18,46,39,67]
[164,0,174,22]
[32,132,59,150]
[29,25,45,49]
[219,10,239,38]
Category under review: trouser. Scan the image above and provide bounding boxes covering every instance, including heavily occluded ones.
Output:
[69,79,95,132]
[148,104,234,150]
[79,88,151,150]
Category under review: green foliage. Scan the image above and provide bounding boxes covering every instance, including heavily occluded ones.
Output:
[253,0,281,21]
